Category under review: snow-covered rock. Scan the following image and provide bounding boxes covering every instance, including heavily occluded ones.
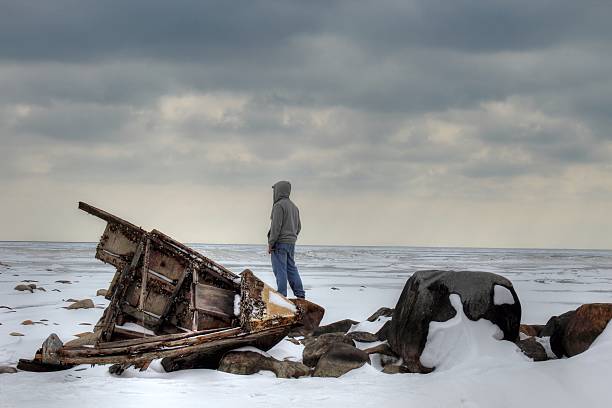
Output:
[388,270,521,373]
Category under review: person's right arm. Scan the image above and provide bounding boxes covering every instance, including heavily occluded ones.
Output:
[268,204,284,250]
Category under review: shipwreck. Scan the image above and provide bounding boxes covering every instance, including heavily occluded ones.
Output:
[18,202,322,373]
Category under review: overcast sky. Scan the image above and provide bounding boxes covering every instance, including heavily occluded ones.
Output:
[1,1,612,249]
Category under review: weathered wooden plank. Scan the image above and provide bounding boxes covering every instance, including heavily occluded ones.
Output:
[147,250,187,281]
[61,328,243,359]
[57,326,289,366]
[79,202,146,236]
[99,241,145,342]
[154,264,192,331]
[194,283,235,320]
[95,326,232,350]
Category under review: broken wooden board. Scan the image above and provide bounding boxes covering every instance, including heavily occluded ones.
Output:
[239,269,300,332]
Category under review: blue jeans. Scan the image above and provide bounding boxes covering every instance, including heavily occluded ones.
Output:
[271,243,305,298]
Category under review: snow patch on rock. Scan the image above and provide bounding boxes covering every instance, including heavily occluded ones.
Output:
[420,294,525,371]
[493,285,515,305]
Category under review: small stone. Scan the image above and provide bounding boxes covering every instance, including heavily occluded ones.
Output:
[313,319,358,336]
[14,284,34,293]
[96,289,109,297]
[78,322,92,325]
[40,319,48,321]
[346,331,379,343]
[366,307,394,322]
[382,365,407,374]
[517,337,548,361]
[67,299,95,309]
[36,287,46,292]
[519,324,544,338]
[331,287,340,290]
[21,320,34,325]
[65,298,79,303]
[27,283,37,290]
[9,332,25,336]
[0,366,18,374]
[55,280,72,284]
[52,289,61,292]
[218,350,310,378]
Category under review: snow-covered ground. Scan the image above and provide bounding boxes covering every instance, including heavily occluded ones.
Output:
[1,242,612,408]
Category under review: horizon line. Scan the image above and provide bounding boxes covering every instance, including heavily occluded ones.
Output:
[0,239,610,252]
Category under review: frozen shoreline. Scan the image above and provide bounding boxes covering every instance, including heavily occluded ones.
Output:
[1,242,612,408]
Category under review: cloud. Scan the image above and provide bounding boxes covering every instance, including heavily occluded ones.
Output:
[1,1,612,247]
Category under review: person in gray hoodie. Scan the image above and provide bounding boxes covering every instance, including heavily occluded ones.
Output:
[267,181,305,298]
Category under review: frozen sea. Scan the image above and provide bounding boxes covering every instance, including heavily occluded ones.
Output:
[1,242,612,408]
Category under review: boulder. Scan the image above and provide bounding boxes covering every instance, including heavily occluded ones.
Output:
[517,337,548,361]
[14,284,34,293]
[563,303,612,357]
[520,324,544,338]
[312,343,370,377]
[542,310,576,358]
[363,343,401,367]
[41,333,63,365]
[218,350,310,378]
[0,366,18,374]
[67,299,95,310]
[96,289,109,297]
[346,331,379,343]
[313,319,358,336]
[303,333,355,367]
[288,298,325,336]
[387,270,521,373]
[367,307,394,322]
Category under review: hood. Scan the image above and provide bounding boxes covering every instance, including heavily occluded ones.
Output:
[272,181,291,203]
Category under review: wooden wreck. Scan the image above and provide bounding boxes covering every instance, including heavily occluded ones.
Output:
[18,202,319,373]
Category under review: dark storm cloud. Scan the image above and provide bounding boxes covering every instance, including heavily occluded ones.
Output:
[0,0,611,194]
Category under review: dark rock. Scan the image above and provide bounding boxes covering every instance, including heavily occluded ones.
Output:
[542,310,576,358]
[55,280,72,284]
[388,270,521,373]
[9,332,24,336]
[313,319,358,336]
[376,321,390,341]
[519,324,544,338]
[346,331,379,343]
[382,365,408,374]
[303,333,355,367]
[21,320,34,325]
[312,343,370,377]
[27,283,37,290]
[517,337,548,361]
[563,303,612,357]
[363,342,398,357]
[331,287,340,290]
[218,350,310,378]
[367,307,394,322]
[363,343,401,367]
[36,287,46,292]
[0,366,18,374]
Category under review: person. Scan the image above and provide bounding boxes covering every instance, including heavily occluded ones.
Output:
[267,180,305,299]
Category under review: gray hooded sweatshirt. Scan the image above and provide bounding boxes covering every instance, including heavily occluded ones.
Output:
[268,181,301,247]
